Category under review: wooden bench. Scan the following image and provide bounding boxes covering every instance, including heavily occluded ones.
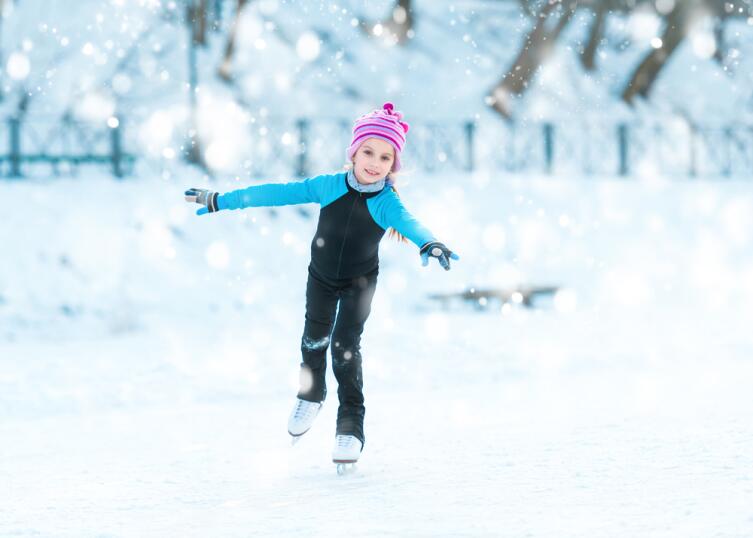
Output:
[428,286,559,310]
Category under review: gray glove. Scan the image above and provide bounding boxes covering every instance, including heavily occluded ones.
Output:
[420,241,459,271]
[185,188,220,215]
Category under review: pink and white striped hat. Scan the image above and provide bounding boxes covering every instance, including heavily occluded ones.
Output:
[346,102,410,172]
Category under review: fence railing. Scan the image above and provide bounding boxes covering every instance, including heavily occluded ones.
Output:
[0,116,136,178]
[1,116,751,179]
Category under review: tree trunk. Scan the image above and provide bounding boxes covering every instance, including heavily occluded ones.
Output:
[581,1,608,71]
[0,0,3,102]
[621,0,700,103]
[361,0,414,46]
[389,0,414,45]
[712,15,726,65]
[190,0,209,46]
[218,0,250,82]
[488,0,577,120]
[186,0,207,170]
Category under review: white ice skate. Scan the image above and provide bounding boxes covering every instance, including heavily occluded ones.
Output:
[288,398,322,444]
[332,434,362,475]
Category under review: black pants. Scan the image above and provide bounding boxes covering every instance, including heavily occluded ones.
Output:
[297,264,378,446]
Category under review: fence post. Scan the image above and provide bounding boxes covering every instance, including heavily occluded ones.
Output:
[723,126,731,178]
[464,120,475,172]
[689,125,698,178]
[617,123,629,176]
[9,117,22,178]
[212,0,223,28]
[340,119,350,159]
[296,118,309,177]
[110,119,123,179]
[543,123,554,174]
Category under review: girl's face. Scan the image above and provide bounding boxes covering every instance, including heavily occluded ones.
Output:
[352,138,395,184]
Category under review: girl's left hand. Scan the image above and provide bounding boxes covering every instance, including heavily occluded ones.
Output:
[420,241,459,271]
[185,187,220,215]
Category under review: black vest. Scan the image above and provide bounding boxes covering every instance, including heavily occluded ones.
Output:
[309,177,387,280]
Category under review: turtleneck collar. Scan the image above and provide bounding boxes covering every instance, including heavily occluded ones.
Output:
[347,169,387,193]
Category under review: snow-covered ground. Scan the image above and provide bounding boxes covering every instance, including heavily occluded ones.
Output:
[3,0,753,534]
[2,171,753,536]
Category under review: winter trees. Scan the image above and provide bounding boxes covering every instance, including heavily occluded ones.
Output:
[487,0,578,119]
[622,0,750,103]
[487,0,753,120]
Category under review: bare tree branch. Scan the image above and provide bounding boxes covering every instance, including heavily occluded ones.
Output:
[0,0,5,103]
[218,0,250,82]
[621,0,702,104]
[705,0,753,71]
[517,0,538,19]
[188,0,210,46]
[487,0,578,120]
[581,1,608,71]
[359,0,414,46]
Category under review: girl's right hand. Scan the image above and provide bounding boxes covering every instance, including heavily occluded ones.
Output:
[185,188,220,215]
[420,241,460,271]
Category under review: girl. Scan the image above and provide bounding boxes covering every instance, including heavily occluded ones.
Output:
[185,103,459,469]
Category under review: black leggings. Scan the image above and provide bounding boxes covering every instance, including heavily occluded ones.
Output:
[297,264,378,445]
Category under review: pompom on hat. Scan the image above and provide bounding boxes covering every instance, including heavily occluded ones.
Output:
[346,102,410,172]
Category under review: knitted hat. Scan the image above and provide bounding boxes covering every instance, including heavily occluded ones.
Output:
[346,102,410,172]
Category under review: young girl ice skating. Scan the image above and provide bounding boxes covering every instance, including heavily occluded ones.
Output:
[185,103,458,471]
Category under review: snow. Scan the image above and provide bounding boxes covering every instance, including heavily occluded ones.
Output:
[5,52,31,81]
[2,171,753,536]
[3,0,753,535]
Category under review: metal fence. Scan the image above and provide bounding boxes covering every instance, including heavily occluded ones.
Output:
[0,116,135,178]
[1,116,751,179]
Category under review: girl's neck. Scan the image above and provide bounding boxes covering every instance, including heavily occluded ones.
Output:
[347,169,386,193]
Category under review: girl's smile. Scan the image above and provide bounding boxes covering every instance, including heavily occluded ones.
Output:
[352,137,395,185]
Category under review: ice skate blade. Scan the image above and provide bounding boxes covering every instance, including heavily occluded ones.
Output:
[335,462,357,475]
[290,434,305,446]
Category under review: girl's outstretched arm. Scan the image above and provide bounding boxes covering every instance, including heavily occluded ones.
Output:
[369,189,460,270]
[369,188,434,247]
[185,173,340,215]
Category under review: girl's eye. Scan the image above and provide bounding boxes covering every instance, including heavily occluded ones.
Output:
[381,156,390,161]
[364,150,372,155]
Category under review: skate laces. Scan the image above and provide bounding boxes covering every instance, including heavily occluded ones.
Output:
[336,435,356,449]
[293,400,318,420]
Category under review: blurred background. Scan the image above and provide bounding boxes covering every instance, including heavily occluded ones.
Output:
[4,0,753,179]
[2,1,753,536]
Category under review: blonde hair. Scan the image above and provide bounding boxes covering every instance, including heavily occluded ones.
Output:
[344,163,408,243]
[386,172,409,243]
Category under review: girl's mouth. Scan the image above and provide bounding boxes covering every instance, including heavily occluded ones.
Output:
[365,169,379,177]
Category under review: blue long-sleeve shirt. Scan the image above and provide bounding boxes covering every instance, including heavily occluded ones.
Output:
[217,172,435,279]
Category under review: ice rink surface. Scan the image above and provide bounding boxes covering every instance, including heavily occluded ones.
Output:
[2,173,752,536]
